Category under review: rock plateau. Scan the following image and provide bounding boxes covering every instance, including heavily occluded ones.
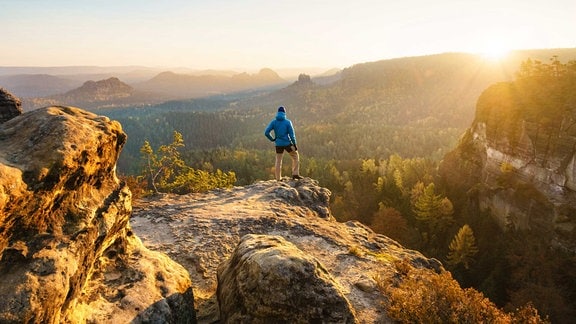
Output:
[131,179,443,323]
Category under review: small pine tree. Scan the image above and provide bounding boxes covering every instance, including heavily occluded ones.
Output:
[447,224,479,270]
[414,183,443,220]
[139,130,235,194]
[140,131,185,194]
[412,183,454,246]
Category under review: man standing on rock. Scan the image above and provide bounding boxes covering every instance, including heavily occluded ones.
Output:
[264,106,303,181]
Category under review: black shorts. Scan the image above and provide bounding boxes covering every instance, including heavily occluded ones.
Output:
[275,145,294,153]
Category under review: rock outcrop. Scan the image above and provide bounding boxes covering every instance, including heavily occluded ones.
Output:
[0,87,22,124]
[0,106,195,323]
[131,179,443,323]
[440,81,576,252]
[63,77,134,102]
[217,234,356,323]
[24,77,142,111]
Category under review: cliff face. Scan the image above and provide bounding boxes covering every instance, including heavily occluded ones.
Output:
[440,81,576,252]
[0,105,194,323]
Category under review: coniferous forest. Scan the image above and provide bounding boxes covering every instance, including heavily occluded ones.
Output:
[99,51,576,322]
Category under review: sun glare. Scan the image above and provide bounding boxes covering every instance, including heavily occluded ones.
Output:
[478,42,512,61]
[481,48,510,61]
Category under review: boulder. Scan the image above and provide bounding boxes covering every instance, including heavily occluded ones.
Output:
[217,234,356,323]
[0,106,195,323]
[0,88,22,124]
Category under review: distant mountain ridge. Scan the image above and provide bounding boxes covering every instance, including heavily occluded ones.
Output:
[0,66,328,100]
[135,68,288,99]
[13,68,291,110]
[6,48,576,114]
[0,74,81,97]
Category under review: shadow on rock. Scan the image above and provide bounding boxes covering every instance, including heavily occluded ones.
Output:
[130,288,197,324]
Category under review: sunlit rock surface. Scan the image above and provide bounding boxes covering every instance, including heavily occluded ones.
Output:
[0,105,195,323]
[217,234,357,323]
[132,178,443,323]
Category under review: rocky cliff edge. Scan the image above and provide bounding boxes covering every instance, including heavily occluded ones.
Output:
[132,178,443,323]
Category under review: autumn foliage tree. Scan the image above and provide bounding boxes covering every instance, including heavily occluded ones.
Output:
[381,266,547,323]
[369,204,410,243]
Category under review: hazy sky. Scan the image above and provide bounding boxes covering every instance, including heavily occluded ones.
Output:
[2,0,574,70]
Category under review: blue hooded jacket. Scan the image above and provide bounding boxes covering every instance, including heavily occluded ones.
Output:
[264,111,297,147]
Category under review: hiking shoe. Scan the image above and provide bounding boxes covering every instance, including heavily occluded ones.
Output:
[292,175,303,180]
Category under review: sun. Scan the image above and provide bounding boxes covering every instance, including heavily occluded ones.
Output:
[480,46,511,61]
[475,38,513,61]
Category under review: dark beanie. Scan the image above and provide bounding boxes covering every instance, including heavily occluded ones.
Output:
[278,106,286,113]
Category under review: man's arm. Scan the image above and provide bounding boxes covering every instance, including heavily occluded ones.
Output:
[288,121,297,146]
[264,121,275,142]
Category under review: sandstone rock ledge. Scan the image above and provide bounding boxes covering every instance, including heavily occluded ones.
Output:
[0,106,195,323]
[132,179,443,323]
